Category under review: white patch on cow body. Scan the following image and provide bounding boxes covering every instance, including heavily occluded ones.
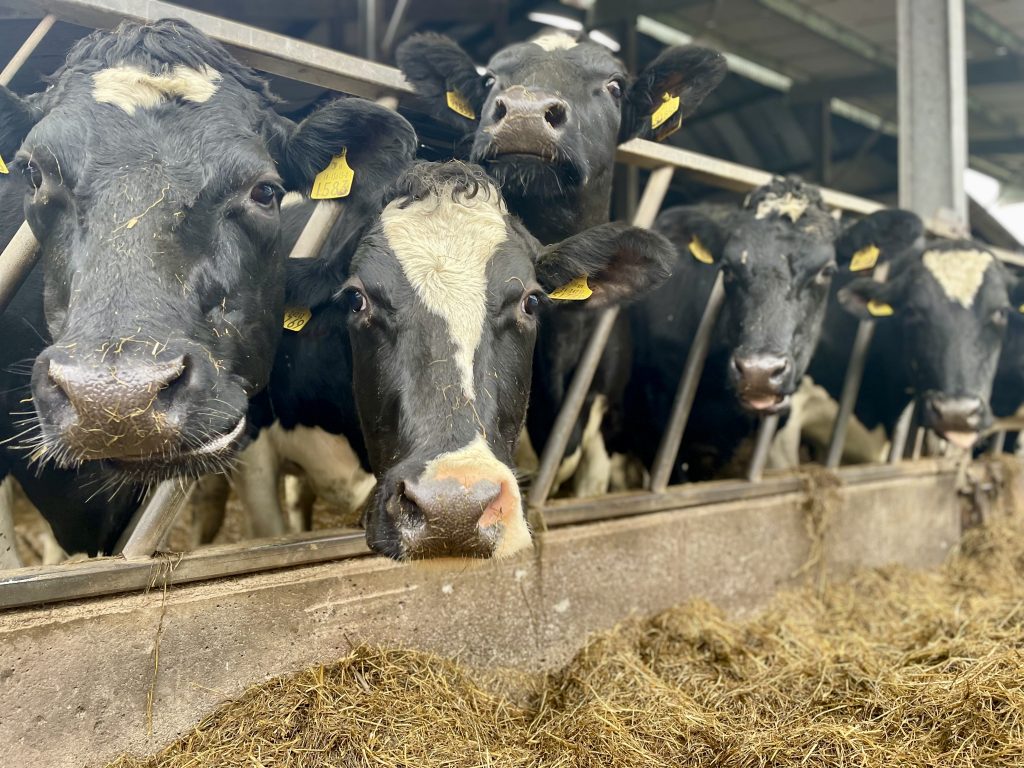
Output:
[754,192,810,223]
[922,248,993,309]
[281,191,305,208]
[380,184,508,400]
[92,64,221,114]
[532,32,579,51]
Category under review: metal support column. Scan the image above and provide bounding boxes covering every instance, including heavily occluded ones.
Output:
[897,0,969,228]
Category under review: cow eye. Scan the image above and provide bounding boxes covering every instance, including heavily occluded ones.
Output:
[521,292,542,316]
[24,160,42,191]
[606,79,623,99]
[482,73,496,89]
[990,308,1009,327]
[345,288,367,314]
[815,263,837,285]
[249,182,278,207]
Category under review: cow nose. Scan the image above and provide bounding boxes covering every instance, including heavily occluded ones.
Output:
[732,354,791,389]
[398,476,506,559]
[487,87,570,153]
[926,395,985,433]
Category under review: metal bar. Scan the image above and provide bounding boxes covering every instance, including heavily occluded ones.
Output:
[116,480,194,559]
[0,459,955,609]
[649,273,726,492]
[0,13,56,86]
[0,221,40,315]
[746,413,780,482]
[987,431,1006,456]
[888,400,916,464]
[527,166,673,509]
[911,426,925,460]
[287,201,342,260]
[380,0,410,57]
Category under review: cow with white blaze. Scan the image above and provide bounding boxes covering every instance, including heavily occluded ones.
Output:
[397,31,725,495]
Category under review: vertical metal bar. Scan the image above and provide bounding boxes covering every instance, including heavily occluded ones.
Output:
[888,400,916,464]
[0,13,56,87]
[528,166,673,509]
[987,430,1006,456]
[0,221,39,314]
[825,262,891,468]
[380,0,410,58]
[117,480,194,559]
[911,426,925,459]
[746,413,780,482]
[649,274,726,493]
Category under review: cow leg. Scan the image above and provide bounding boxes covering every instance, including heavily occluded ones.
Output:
[283,473,317,533]
[571,395,612,498]
[0,477,22,571]
[189,473,232,546]
[233,431,286,538]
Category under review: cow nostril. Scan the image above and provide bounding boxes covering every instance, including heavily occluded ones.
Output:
[771,359,791,380]
[544,102,567,129]
[493,99,507,122]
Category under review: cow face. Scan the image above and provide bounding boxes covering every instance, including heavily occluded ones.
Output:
[0,20,414,481]
[397,32,724,223]
[657,179,923,414]
[339,161,673,560]
[839,241,1021,447]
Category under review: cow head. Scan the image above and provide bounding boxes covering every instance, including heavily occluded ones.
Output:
[0,19,415,481]
[334,161,673,560]
[839,241,1022,448]
[397,32,724,233]
[657,178,923,414]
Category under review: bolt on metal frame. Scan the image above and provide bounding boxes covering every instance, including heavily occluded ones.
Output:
[0,0,1009,606]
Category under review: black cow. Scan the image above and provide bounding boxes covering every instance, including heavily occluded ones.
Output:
[628,178,923,481]
[0,19,415,557]
[397,31,726,496]
[264,161,675,559]
[823,239,1024,449]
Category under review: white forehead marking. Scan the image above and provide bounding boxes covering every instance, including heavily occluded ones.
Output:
[922,248,994,309]
[92,64,221,114]
[532,32,579,51]
[754,192,810,223]
[380,183,508,400]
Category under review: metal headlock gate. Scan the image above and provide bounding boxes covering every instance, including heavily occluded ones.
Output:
[0,0,1017,610]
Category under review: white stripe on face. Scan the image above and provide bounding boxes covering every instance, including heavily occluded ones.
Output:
[922,248,993,309]
[379,183,508,400]
[92,64,221,114]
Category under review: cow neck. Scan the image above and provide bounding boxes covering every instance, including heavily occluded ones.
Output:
[503,168,612,243]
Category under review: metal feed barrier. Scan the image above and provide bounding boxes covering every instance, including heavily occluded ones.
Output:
[0,0,1014,608]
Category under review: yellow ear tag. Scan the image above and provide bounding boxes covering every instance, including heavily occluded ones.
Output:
[283,306,312,332]
[0,153,8,174]
[1018,304,1024,314]
[866,299,894,317]
[446,90,476,120]
[549,275,593,301]
[688,236,713,265]
[311,149,354,200]
[651,93,680,130]
[850,244,880,272]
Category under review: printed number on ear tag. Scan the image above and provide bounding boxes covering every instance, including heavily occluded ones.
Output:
[311,149,354,200]
[446,90,476,120]
[283,306,312,332]
[850,244,880,272]
[549,275,593,301]
[0,154,8,174]
[651,93,680,130]
[689,236,714,264]
[866,299,894,317]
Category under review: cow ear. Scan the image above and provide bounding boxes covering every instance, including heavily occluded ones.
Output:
[835,209,923,273]
[0,85,42,163]
[654,207,726,267]
[837,277,903,321]
[622,46,726,142]
[536,223,674,308]
[396,33,487,128]
[269,98,417,207]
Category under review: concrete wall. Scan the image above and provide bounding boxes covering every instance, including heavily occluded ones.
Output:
[0,466,971,767]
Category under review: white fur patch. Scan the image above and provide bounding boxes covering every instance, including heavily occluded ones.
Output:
[922,248,993,309]
[532,32,579,51]
[754,192,810,223]
[92,64,221,114]
[422,435,530,559]
[380,184,508,400]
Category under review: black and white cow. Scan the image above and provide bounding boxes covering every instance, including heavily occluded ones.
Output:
[397,31,726,495]
[628,178,922,481]
[0,18,415,559]
[823,239,1024,450]
[267,161,675,559]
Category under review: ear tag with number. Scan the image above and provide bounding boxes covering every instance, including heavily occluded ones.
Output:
[688,236,714,265]
[549,275,593,301]
[850,244,880,272]
[283,306,312,332]
[311,149,354,200]
[866,299,894,317]
[446,90,476,120]
[651,93,680,130]
[0,153,8,174]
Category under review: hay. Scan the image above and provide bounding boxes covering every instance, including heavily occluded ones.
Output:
[109,514,1024,768]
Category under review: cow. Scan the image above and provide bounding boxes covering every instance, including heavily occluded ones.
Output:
[822,238,1024,451]
[397,31,726,496]
[253,160,675,560]
[627,177,923,482]
[0,18,416,558]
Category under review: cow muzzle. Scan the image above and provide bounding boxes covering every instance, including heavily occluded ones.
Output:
[482,85,570,159]
[922,393,988,448]
[730,353,794,413]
